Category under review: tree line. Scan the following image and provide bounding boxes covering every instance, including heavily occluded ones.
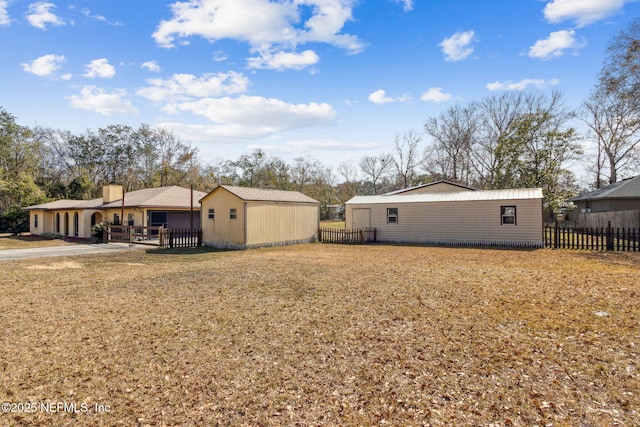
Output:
[1,18,639,232]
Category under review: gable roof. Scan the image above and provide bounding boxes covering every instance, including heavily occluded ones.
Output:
[571,176,640,202]
[346,188,543,205]
[24,186,206,211]
[384,180,477,195]
[201,185,319,204]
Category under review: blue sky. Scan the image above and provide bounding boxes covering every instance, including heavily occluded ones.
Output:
[1,0,639,179]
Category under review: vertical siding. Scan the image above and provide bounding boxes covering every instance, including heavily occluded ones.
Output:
[200,189,246,248]
[245,202,319,247]
[346,199,543,246]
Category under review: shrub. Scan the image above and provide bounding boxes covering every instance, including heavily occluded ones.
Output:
[39,232,64,240]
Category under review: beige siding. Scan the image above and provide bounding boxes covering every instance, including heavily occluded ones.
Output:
[200,188,246,248]
[346,199,543,246]
[401,182,474,194]
[245,202,319,247]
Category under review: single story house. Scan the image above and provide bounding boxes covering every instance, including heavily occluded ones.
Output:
[24,184,205,239]
[345,188,544,248]
[200,185,320,249]
[570,175,640,229]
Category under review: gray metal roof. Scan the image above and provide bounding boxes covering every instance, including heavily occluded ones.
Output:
[202,185,319,204]
[571,176,640,201]
[346,188,543,205]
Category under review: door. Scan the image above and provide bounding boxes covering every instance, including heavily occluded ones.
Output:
[352,208,371,229]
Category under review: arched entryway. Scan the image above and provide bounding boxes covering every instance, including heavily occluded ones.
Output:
[55,213,61,234]
[64,213,69,236]
[73,212,79,237]
[90,212,103,227]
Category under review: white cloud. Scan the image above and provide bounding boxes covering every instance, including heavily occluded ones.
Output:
[141,61,161,72]
[440,30,475,62]
[26,2,64,29]
[420,87,452,103]
[152,0,364,71]
[486,78,560,91]
[83,58,116,78]
[247,49,320,70]
[543,0,631,27]
[68,86,139,115]
[161,95,336,139]
[0,0,11,25]
[137,72,250,102]
[21,54,65,76]
[395,0,414,12]
[368,89,410,105]
[529,30,584,60]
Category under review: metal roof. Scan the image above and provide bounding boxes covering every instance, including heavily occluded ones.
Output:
[346,188,543,205]
[571,176,640,201]
[201,185,319,204]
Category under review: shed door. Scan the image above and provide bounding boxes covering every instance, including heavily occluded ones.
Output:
[352,208,371,229]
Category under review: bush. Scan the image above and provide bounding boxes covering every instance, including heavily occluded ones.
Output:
[0,207,29,235]
[39,232,64,240]
[92,222,108,242]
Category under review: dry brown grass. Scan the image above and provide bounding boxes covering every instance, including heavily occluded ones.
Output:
[0,244,638,426]
[0,235,74,250]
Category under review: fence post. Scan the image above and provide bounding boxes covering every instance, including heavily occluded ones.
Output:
[554,222,559,249]
[606,221,613,251]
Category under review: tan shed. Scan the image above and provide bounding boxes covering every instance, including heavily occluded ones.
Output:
[200,185,320,249]
[345,188,544,248]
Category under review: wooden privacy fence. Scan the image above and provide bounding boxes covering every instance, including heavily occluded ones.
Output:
[104,225,201,248]
[544,222,639,251]
[318,227,376,244]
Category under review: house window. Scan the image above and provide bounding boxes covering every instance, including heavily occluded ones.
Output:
[113,214,120,225]
[387,208,398,224]
[208,209,215,219]
[127,213,134,226]
[501,206,516,225]
[230,208,237,219]
[34,214,38,228]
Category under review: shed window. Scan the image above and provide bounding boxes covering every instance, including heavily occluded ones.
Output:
[387,208,398,224]
[34,214,38,228]
[208,209,215,219]
[230,208,237,219]
[501,206,516,225]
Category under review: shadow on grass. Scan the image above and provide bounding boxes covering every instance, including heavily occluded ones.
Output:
[144,246,232,256]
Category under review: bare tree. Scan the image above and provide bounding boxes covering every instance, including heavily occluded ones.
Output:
[392,130,422,189]
[359,154,393,195]
[581,89,640,185]
[423,104,477,185]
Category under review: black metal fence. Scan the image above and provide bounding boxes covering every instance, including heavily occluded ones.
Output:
[318,227,377,244]
[544,222,639,251]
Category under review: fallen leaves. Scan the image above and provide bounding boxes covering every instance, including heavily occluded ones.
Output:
[0,245,638,426]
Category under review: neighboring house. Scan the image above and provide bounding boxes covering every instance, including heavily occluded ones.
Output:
[345,188,544,248]
[384,180,477,195]
[200,185,320,249]
[24,184,205,239]
[571,176,640,229]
